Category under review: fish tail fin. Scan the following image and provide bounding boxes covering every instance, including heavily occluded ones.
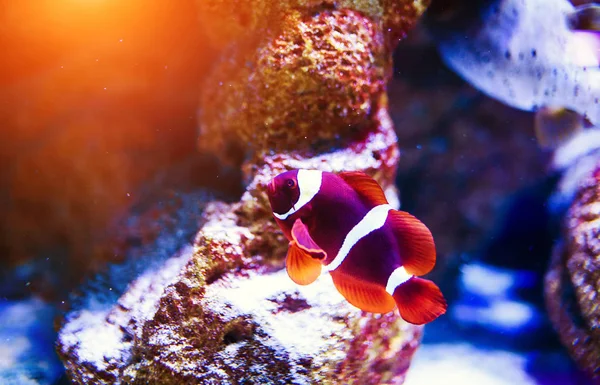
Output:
[392,277,447,325]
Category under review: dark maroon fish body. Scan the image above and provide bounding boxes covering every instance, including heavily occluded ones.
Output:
[266,169,447,325]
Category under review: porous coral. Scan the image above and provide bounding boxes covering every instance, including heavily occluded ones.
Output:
[58,199,421,384]
[545,160,600,380]
[197,0,430,164]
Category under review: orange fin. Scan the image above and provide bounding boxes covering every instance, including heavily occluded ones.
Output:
[330,271,396,313]
[291,219,327,260]
[338,171,388,207]
[392,277,447,325]
[286,242,323,285]
[388,210,436,276]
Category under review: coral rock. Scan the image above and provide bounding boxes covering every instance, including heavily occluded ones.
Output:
[545,160,600,380]
[57,2,429,383]
[197,1,430,164]
[58,202,422,384]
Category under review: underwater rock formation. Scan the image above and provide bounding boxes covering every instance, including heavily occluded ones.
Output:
[57,1,429,383]
[545,158,600,381]
[197,0,430,164]
[58,197,421,384]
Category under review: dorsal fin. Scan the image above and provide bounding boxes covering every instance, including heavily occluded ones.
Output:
[338,171,388,207]
[387,210,436,276]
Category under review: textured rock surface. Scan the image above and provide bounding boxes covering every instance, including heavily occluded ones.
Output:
[54,0,434,382]
[58,199,422,384]
[197,0,429,164]
[545,160,600,380]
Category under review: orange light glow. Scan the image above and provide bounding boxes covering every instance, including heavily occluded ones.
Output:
[0,0,216,278]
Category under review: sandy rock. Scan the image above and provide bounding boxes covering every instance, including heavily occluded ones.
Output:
[197,0,430,50]
[58,201,422,384]
[545,159,600,380]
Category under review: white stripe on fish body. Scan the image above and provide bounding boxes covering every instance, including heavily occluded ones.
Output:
[273,169,323,220]
[385,266,413,295]
[324,204,393,273]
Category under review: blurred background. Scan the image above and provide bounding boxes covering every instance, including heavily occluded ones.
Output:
[0,0,596,384]
[0,1,222,293]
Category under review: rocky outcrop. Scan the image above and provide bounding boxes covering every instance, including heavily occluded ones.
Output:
[58,195,421,384]
[57,1,430,383]
[545,159,600,381]
[197,0,430,165]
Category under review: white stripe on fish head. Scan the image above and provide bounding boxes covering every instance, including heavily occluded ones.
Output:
[273,169,322,220]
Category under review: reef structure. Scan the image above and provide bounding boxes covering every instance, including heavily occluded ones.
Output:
[57,1,431,384]
[196,0,429,164]
[545,156,600,381]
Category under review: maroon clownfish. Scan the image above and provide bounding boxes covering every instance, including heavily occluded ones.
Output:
[266,169,447,325]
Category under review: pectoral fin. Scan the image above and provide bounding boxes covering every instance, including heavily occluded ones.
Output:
[285,218,326,286]
[286,242,323,285]
[291,218,327,259]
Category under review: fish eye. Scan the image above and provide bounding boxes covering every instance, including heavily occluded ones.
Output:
[286,179,297,189]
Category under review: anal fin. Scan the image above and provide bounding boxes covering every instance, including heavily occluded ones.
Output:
[388,210,436,276]
[330,271,396,313]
